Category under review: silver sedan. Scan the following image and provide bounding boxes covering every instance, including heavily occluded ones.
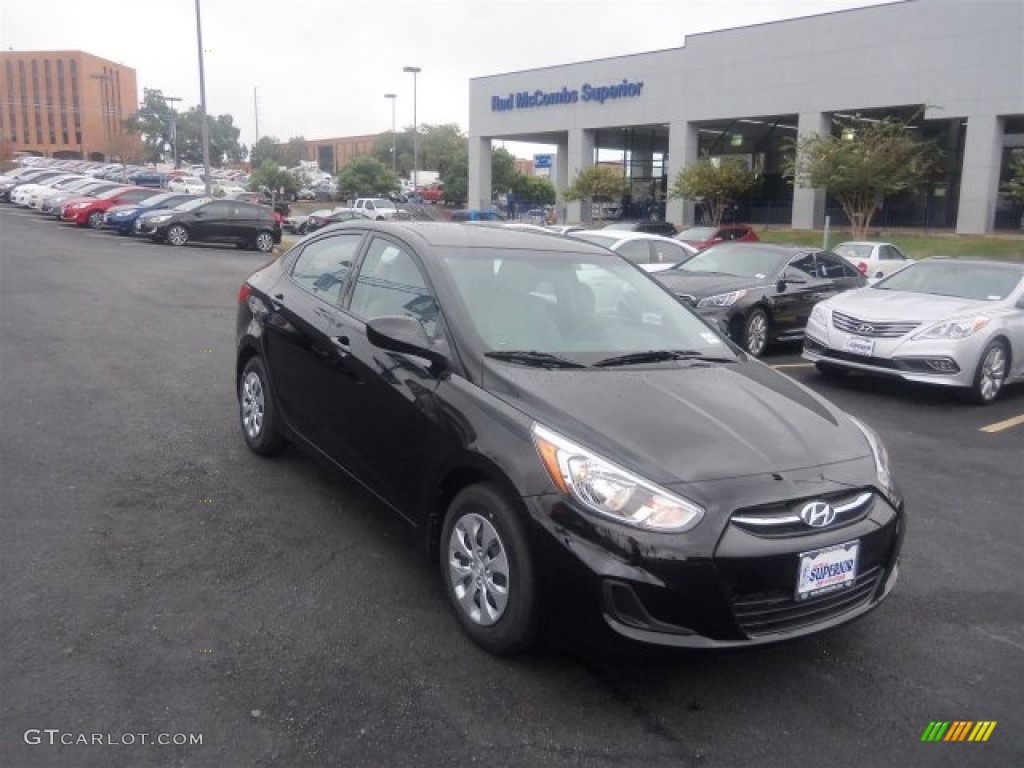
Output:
[802,258,1024,404]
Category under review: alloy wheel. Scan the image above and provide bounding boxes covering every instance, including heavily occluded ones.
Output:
[255,232,274,252]
[167,225,188,246]
[744,311,768,357]
[978,343,1007,402]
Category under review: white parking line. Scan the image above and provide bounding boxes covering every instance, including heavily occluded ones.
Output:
[979,414,1024,433]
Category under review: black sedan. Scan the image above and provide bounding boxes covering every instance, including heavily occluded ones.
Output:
[137,198,282,252]
[235,222,903,654]
[653,243,867,356]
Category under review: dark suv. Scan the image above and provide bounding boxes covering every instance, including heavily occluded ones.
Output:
[139,198,282,252]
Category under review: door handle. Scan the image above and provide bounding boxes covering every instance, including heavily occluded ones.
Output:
[331,335,351,355]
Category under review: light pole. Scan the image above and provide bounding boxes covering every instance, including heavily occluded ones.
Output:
[403,66,420,188]
[384,93,397,175]
[195,0,212,194]
[163,95,182,168]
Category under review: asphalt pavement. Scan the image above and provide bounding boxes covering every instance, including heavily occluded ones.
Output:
[1,207,1022,768]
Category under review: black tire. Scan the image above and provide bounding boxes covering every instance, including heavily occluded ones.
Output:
[254,231,275,253]
[166,224,189,247]
[238,357,286,455]
[741,308,769,357]
[963,339,1009,405]
[441,484,538,654]
[815,362,849,379]
[298,222,309,235]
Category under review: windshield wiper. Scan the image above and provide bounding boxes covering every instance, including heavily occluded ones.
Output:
[594,350,736,367]
[485,350,588,369]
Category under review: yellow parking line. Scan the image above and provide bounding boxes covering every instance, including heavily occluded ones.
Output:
[979,414,1024,433]
[771,363,815,369]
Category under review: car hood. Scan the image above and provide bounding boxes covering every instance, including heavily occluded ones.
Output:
[826,287,998,322]
[483,361,868,485]
[654,271,770,299]
[59,194,100,206]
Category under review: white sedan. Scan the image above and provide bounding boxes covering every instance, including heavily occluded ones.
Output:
[568,230,698,272]
[166,176,207,194]
[833,241,913,279]
[803,258,1024,404]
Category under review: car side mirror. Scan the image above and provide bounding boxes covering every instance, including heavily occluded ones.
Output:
[366,315,448,375]
[776,278,787,293]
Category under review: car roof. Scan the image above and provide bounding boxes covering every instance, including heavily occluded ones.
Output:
[573,230,678,244]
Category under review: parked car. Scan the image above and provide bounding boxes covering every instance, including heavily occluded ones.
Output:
[235,221,904,654]
[603,219,679,237]
[304,208,371,234]
[166,176,207,194]
[675,224,759,250]
[136,198,282,251]
[569,230,699,272]
[653,242,867,356]
[351,197,403,220]
[417,184,444,204]
[40,181,122,216]
[102,192,198,235]
[832,241,914,279]
[803,258,1024,403]
[61,187,164,228]
[449,208,504,222]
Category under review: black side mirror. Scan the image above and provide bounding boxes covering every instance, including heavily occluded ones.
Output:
[366,315,448,375]
[776,278,787,293]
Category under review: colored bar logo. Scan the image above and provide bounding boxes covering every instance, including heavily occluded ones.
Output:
[921,721,997,742]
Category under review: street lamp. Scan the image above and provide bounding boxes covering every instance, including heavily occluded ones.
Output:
[403,66,421,188]
[384,93,397,174]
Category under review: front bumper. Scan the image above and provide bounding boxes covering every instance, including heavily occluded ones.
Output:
[524,463,904,650]
[802,311,983,388]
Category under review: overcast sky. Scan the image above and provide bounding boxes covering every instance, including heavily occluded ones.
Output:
[2,0,899,156]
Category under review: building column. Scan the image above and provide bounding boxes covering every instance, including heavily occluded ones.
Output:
[956,114,1003,235]
[792,112,831,230]
[556,138,569,222]
[666,121,698,225]
[566,128,595,223]
[468,136,493,211]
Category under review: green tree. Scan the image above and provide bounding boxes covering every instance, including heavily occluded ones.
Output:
[248,159,297,197]
[418,123,467,179]
[441,149,468,205]
[123,88,176,163]
[669,156,757,226]
[785,116,940,239]
[1000,150,1024,202]
[491,147,517,196]
[174,109,245,167]
[337,155,399,198]
[281,136,307,169]
[250,135,282,169]
[563,166,629,216]
[511,174,556,205]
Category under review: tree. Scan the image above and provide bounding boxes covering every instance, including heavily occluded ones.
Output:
[441,149,468,205]
[281,136,307,169]
[337,155,399,198]
[123,88,176,164]
[669,156,757,226]
[491,148,517,197]
[563,166,629,215]
[248,159,297,198]
[1000,150,1024,202]
[785,116,940,239]
[417,123,467,179]
[511,174,556,206]
[250,136,281,169]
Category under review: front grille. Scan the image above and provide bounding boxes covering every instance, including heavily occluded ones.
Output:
[733,565,882,636]
[731,491,874,536]
[821,349,900,369]
[832,310,918,338]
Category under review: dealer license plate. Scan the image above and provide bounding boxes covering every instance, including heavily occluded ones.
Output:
[844,336,874,357]
[796,541,859,601]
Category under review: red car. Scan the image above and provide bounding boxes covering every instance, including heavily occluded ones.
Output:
[60,187,166,229]
[675,224,759,251]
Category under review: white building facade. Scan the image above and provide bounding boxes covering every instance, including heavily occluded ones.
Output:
[467,0,1024,233]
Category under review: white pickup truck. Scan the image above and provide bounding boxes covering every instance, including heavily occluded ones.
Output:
[351,197,402,220]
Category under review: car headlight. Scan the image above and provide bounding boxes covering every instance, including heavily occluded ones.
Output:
[697,289,747,308]
[532,424,704,531]
[809,303,828,326]
[912,316,990,340]
[848,416,897,505]
[147,215,172,224]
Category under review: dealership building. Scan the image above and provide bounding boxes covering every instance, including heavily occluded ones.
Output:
[467,0,1024,233]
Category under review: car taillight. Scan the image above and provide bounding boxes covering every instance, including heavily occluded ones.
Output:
[857,262,868,275]
[238,283,252,303]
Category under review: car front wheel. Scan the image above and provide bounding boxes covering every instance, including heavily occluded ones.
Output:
[965,339,1009,405]
[741,308,769,357]
[86,211,104,229]
[239,357,285,455]
[166,224,189,247]
[441,484,537,654]
[254,231,275,253]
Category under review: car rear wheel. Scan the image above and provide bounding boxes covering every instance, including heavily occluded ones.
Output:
[742,308,769,357]
[86,211,104,229]
[441,484,537,654]
[166,224,189,247]
[239,357,285,455]
[964,340,1008,405]
[254,231,275,253]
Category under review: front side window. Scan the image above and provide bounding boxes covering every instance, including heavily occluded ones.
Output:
[349,238,439,337]
[291,233,363,305]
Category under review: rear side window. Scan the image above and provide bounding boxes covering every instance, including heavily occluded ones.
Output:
[616,240,652,264]
[290,233,363,305]
[818,252,860,278]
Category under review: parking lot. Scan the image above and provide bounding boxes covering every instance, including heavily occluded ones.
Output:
[1,206,1021,768]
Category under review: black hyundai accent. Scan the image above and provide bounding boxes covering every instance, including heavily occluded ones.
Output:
[235,222,904,654]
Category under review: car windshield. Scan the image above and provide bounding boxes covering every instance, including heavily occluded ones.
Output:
[675,244,788,279]
[834,243,873,259]
[442,246,737,364]
[140,192,178,206]
[873,260,1023,300]
[677,226,717,241]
